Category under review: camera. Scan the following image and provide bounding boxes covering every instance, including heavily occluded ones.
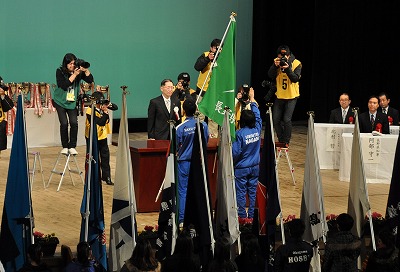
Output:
[238,84,250,108]
[261,80,277,102]
[0,78,8,91]
[97,97,118,111]
[0,84,7,91]
[75,58,90,69]
[279,56,288,67]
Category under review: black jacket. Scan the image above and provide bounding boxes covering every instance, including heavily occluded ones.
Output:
[329,107,355,124]
[358,111,390,134]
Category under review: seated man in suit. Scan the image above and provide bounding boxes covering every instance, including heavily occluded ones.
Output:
[329,93,354,124]
[147,79,181,140]
[359,95,390,134]
[378,92,399,125]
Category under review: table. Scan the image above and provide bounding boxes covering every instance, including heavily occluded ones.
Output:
[315,123,399,169]
[339,133,398,183]
[129,138,219,213]
[6,108,112,148]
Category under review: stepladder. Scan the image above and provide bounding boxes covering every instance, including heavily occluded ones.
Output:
[47,152,84,191]
[276,144,296,185]
[29,151,45,190]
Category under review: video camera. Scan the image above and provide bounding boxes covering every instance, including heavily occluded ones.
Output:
[261,80,277,102]
[75,58,90,69]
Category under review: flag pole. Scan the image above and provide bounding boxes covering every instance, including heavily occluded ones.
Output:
[84,100,96,241]
[121,85,137,249]
[266,103,286,244]
[21,92,35,244]
[307,111,328,243]
[196,12,237,104]
[306,111,324,272]
[353,110,376,251]
[195,113,215,254]
[224,108,241,255]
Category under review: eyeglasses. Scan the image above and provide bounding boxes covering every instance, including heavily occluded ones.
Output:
[163,85,174,90]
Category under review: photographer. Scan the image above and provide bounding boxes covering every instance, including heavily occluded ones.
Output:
[172,72,196,122]
[0,76,14,154]
[235,84,258,130]
[268,45,302,148]
[232,87,262,224]
[85,91,114,185]
[194,38,221,138]
[53,53,94,155]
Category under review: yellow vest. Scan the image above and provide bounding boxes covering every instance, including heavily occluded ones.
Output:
[275,59,301,99]
[196,51,213,91]
[85,107,110,140]
[0,105,5,123]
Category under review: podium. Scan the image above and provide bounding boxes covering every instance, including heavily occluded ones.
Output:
[129,139,219,213]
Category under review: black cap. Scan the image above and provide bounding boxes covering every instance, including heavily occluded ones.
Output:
[277,45,291,56]
[178,72,190,82]
[91,91,104,103]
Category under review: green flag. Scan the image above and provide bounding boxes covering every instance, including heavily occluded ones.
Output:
[198,17,236,140]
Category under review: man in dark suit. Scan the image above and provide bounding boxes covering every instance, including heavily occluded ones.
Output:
[147,79,181,140]
[329,93,355,124]
[358,95,390,134]
[378,92,399,125]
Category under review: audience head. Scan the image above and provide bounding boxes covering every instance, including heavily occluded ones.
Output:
[76,241,92,265]
[240,110,256,129]
[367,95,379,114]
[174,229,195,256]
[240,232,262,262]
[129,237,158,271]
[339,93,351,109]
[183,98,196,117]
[336,213,354,232]
[377,229,395,249]
[287,219,306,239]
[378,92,391,109]
[27,243,43,265]
[160,79,174,99]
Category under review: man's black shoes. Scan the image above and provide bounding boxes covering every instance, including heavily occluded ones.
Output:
[104,177,114,186]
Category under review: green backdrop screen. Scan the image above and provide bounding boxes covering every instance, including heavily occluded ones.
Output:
[0,0,252,119]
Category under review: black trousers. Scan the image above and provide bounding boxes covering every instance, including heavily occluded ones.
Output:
[86,137,111,180]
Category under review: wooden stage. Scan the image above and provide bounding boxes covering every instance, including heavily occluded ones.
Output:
[0,126,391,254]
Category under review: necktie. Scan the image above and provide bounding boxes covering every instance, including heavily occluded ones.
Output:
[342,109,346,123]
[165,99,170,113]
[371,114,375,129]
[383,108,387,114]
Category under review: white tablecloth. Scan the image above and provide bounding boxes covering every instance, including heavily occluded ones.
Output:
[315,123,399,169]
[339,133,398,183]
[6,108,112,148]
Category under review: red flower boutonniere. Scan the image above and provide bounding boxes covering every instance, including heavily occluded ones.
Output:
[388,116,393,125]
[349,116,354,124]
[375,123,382,133]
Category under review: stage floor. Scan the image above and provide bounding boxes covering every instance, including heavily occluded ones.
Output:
[0,126,390,254]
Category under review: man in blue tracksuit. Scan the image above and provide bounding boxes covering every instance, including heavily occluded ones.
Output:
[176,98,209,224]
[232,88,262,224]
